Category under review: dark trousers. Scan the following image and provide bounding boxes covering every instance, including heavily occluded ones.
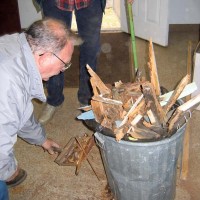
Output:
[41,0,103,105]
[0,181,9,200]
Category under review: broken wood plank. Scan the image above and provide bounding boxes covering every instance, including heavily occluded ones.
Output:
[146,109,157,124]
[130,114,143,126]
[180,41,192,180]
[118,94,143,128]
[87,65,111,95]
[163,74,191,114]
[159,82,197,106]
[168,93,200,134]
[101,116,113,130]
[90,77,99,96]
[148,39,161,96]
[91,100,104,123]
[92,95,123,105]
[178,93,200,112]
[128,99,146,120]
[114,80,123,88]
[142,82,167,126]
[128,125,160,140]
[115,126,129,141]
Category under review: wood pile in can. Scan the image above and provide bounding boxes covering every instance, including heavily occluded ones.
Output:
[86,40,200,142]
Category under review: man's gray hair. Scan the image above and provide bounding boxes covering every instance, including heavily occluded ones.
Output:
[25,18,82,54]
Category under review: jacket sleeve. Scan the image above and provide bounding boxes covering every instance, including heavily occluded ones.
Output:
[0,141,18,181]
[18,113,47,146]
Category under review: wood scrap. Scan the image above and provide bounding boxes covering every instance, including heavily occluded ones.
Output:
[142,81,167,126]
[90,100,104,123]
[101,116,113,130]
[87,63,200,141]
[115,128,125,142]
[163,74,191,114]
[118,94,143,128]
[148,39,161,96]
[146,110,157,124]
[92,95,123,105]
[159,82,197,106]
[128,99,145,120]
[180,41,192,180]
[130,114,143,126]
[84,39,199,142]
[86,65,111,96]
[168,93,200,134]
[129,126,160,140]
[115,126,129,142]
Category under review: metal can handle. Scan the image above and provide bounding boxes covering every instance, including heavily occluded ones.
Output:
[94,132,105,150]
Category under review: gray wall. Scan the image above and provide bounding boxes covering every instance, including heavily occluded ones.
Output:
[17,0,42,29]
[169,0,200,24]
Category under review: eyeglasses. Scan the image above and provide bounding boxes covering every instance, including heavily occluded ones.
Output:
[39,52,72,72]
[52,53,72,72]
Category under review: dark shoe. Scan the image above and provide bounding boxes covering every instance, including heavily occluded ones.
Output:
[38,103,62,125]
[6,169,27,188]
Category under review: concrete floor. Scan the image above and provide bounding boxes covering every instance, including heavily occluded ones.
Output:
[9,29,200,199]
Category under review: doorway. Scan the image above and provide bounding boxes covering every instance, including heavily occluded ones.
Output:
[0,0,21,35]
[71,0,121,32]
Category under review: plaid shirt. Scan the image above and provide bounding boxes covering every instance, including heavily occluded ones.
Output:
[56,0,91,11]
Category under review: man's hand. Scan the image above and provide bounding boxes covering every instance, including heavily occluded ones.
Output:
[127,0,135,4]
[41,138,60,154]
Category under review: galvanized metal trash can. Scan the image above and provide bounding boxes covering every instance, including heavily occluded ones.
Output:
[95,125,186,200]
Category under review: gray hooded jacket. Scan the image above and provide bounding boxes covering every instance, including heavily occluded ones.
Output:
[0,33,47,180]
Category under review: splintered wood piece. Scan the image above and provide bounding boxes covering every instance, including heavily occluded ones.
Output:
[86,65,111,95]
[137,120,167,137]
[115,125,129,141]
[92,95,123,105]
[101,116,113,130]
[129,126,160,140]
[90,77,99,96]
[115,128,125,142]
[148,39,161,96]
[146,109,157,124]
[91,100,104,123]
[180,122,190,180]
[114,80,123,88]
[103,104,124,122]
[159,82,197,107]
[181,41,192,180]
[143,120,152,128]
[142,82,167,126]
[163,74,191,114]
[129,131,147,140]
[128,99,145,120]
[130,114,143,126]
[142,120,167,135]
[118,94,143,128]
[168,94,200,134]
[168,109,182,133]
[123,98,134,111]
[177,93,200,112]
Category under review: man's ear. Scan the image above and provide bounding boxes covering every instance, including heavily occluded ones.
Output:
[37,53,51,65]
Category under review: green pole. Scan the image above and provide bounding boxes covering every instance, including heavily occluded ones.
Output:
[127,2,138,72]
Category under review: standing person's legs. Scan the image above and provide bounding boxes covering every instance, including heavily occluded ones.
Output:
[0,181,9,200]
[39,0,72,124]
[75,0,103,105]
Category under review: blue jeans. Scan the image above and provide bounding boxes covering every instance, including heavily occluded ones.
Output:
[0,181,9,200]
[42,0,103,105]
